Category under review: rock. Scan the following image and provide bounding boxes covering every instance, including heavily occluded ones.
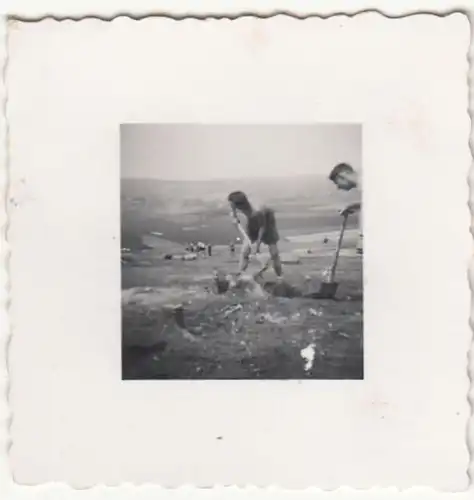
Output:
[258,312,287,325]
[232,276,267,299]
[222,304,243,318]
[182,253,198,261]
[190,326,203,335]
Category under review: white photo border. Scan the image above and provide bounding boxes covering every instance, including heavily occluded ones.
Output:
[1,1,473,498]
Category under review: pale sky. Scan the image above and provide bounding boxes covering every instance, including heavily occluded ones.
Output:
[120,124,361,180]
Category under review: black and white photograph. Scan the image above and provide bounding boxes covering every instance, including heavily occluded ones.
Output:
[121,124,363,379]
[6,13,470,489]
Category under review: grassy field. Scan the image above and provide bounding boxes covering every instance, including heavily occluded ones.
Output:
[121,177,363,380]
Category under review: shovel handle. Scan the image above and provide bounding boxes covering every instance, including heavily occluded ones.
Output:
[329,213,349,282]
[234,218,253,248]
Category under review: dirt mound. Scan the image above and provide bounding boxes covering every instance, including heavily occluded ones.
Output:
[122,286,211,308]
[263,280,302,298]
[121,233,363,379]
[122,303,186,348]
[212,273,305,300]
[122,290,364,379]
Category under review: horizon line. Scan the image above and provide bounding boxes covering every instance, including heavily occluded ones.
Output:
[121,172,330,182]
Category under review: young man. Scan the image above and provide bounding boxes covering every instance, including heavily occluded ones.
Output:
[328,163,363,254]
[227,191,283,280]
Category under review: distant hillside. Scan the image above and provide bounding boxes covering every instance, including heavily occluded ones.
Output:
[121,175,361,249]
[121,175,360,216]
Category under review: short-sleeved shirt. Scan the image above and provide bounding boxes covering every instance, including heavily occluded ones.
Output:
[246,206,279,245]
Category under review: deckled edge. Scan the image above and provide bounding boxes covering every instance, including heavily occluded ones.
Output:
[467,9,474,492]
[4,6,474,22]
[0,13,9,499]
[0,11,471,496]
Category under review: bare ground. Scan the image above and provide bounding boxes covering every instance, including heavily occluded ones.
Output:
[122,234,363,380]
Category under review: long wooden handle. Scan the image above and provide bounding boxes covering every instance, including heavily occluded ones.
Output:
[329,214,349,281]
[235,218,252,247]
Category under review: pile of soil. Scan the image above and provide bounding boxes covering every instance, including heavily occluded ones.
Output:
[122,283,363,380]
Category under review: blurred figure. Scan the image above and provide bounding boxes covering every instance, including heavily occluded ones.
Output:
[227,191,283,280]
[328,163,363,255]
[197,241,206,253]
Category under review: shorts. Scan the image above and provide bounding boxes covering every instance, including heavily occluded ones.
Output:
[246,209,279,245]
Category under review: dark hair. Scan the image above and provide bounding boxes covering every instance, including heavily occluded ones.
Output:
[228,191,251,211]
[329,163,354,182]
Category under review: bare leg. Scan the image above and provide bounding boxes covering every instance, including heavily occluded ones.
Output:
[238,241,252,275]
[253,244,282,280]
[269,243,283,278]
[253,256,271,281]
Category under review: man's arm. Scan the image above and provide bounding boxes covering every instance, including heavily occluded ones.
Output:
[229,202,239,224]
[340,202,361,216]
